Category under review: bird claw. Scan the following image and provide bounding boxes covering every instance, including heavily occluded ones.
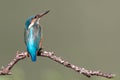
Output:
[27,53,29,57]
[24,52,29,57]
[37,48,43,56]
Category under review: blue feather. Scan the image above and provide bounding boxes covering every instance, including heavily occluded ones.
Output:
[24,16,41,62]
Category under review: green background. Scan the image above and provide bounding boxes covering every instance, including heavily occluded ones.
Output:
[0,0,119,80]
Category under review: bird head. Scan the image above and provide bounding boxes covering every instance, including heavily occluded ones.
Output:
[25,10,50,30]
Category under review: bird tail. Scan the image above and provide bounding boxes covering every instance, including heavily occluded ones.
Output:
[30,53,37,62]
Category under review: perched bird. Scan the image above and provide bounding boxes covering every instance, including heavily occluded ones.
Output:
[24,10,49,62]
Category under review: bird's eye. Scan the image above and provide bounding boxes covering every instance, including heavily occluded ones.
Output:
[34,16,37,18]
[34,15,39,18]
[34,15,38,18]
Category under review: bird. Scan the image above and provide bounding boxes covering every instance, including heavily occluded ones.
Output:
[24,10,49,62]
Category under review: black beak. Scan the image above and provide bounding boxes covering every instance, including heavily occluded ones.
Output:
[35,10,50,19]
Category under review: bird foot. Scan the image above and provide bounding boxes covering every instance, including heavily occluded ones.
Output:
[27,53,30,57]
[37,48,43,56]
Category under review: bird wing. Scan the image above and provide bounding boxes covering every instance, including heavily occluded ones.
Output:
[24,24,42,49]
[33,24,41,49]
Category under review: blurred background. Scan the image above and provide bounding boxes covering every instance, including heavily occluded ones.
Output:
[0,0,119,80]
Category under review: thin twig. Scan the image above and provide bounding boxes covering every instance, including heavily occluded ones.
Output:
[0,51,115,78]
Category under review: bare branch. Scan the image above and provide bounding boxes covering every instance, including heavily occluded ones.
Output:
[0,51,115,78]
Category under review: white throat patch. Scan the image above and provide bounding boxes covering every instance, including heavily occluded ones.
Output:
[36,18,40,24]
[28,22,34,29]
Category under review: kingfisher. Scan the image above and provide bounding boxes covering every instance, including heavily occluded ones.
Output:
[24,10,49,62]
